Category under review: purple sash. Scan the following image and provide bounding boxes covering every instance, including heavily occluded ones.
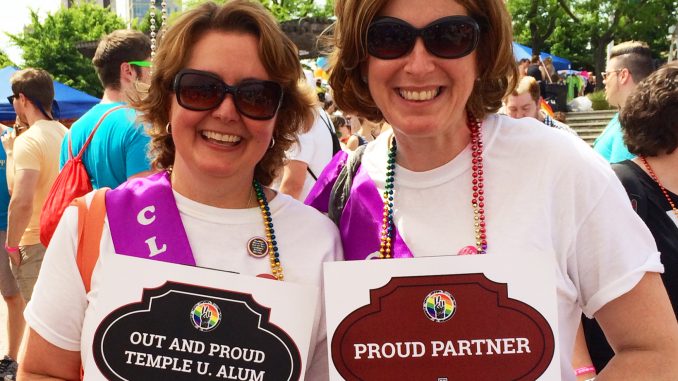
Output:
[106,171,196,266]
[305,152,413,260]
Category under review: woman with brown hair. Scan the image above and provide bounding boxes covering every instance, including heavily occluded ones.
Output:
[19,1,340,379]
[583,60,678,372]
[306,0,678,379]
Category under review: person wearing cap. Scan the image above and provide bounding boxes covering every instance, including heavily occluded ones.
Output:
[60,29,153,190]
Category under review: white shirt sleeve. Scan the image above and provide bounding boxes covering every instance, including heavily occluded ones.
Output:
[24,204,89,351]
[563,154,663,317]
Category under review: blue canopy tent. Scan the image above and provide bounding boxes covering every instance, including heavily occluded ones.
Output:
[512,42,571,71]
[0,67,100,121]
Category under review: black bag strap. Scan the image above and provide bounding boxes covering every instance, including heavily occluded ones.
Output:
[318,110,341,154]
[307,110,342,180]
[328,144,367,226]
[307,166,318,181]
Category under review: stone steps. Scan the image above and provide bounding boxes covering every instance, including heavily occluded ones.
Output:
[565,110,616,146]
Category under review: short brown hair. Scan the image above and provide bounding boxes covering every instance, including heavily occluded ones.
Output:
[328,0,518,122]
[92,29,151,90]
[620,61,678,156]
[609,41,655,84]
[508,75,540,103]
[10,68,55,114]
[135,0,315,186]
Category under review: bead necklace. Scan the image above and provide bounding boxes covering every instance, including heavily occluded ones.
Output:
[639,156,678,221]
[253,180,284,280]
[378,113,487,258]
[166,168,284,280]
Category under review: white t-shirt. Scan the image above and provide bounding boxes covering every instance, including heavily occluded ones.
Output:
[286,108,335,200]
[360,114,662,381]
[25,191,342,380]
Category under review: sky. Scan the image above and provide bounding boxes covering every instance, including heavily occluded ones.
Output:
[2,1,61,65]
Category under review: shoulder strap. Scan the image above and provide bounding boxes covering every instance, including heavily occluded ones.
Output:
[70,105,126,160]
[318,110,332,131]
[307,110,340,181]
[328,144,367,226]
[307,167,318,181]
[74,188,109,293]
[318,110,342,155]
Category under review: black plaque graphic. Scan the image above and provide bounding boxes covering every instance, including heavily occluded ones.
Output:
[92,282,301,380]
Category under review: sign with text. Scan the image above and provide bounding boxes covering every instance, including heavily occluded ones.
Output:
[324,254,560,381]
[86,254,319,380]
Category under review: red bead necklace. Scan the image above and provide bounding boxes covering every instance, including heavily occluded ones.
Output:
[640,156,678,221]
[378,112,487,258]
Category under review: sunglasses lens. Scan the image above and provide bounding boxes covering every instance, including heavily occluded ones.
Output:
[424,20,477,58]
[177,72,223,111]
[367,22,414,59]
[235,81,282,120]
[368,17,479,59]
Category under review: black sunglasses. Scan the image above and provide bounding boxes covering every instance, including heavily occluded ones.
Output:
[7,95,15,104]
[173,69,283,120]
[367,16,481,60]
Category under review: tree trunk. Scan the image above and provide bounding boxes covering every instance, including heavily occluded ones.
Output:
[592,39,609,91]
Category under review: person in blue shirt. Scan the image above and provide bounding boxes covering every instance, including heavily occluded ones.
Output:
[60,30,153,189]
[594,41,655,163]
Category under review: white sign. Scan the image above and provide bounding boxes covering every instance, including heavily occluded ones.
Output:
[82,254,319,381]
[324,253,561,380]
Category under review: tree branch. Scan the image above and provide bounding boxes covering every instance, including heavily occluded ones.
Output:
[557,0,580,23]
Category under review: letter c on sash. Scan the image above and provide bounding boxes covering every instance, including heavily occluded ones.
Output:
[137,206,157,226]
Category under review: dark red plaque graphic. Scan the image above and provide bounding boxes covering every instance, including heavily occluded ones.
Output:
[331,274,555,381]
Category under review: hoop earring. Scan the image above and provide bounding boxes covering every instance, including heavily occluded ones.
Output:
[165,122,172,135]
[269,137,275,149]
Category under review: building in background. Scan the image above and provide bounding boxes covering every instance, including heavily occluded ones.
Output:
[62,0,181,27]
[62,0,114,10]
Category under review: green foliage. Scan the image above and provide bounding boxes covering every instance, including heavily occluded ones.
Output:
[0,50,14,69]
[182,0,331,21]
[588,90,611,110]
[509,0,565,56]
[508,0,678,71]
[8,2,125,97]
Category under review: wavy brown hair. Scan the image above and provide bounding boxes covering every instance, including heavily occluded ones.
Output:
[620,61,678,156]
[135,0,315,185]
[327,0,518,122]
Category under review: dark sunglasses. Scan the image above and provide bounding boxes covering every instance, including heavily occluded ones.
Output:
[173,69,283,120]
[7,95,15,104]
[367,16,481,60]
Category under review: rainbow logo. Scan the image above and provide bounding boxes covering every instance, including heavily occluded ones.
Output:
[423,290,456,323]
[190,301,222,332]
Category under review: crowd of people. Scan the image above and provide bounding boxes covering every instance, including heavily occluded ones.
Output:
[0,0,674,380]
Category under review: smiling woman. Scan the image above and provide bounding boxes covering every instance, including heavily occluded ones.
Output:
[18,1,342,380]
[306,0,678,379]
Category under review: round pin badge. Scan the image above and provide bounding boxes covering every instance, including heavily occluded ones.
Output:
[247,237,269,258]
[423,290,456,323]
